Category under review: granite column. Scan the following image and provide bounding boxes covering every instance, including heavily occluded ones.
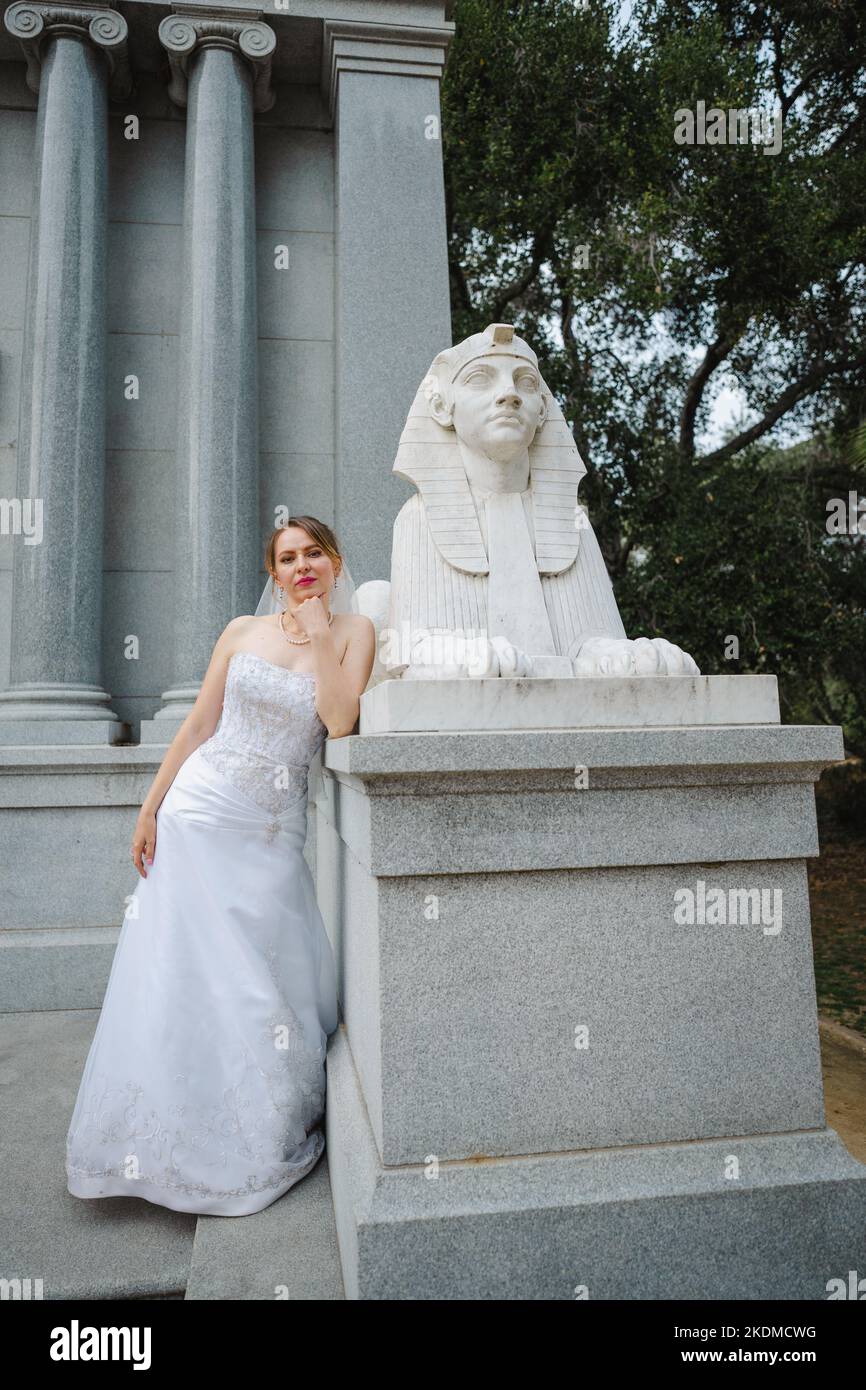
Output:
[144,14,275,734]
[0,3,132,744]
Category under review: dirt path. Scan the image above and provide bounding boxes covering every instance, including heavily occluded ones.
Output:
[819,1018,866,1164]
[808,822,866,1038]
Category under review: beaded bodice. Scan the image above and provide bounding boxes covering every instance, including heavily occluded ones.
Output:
[198,651,326,816]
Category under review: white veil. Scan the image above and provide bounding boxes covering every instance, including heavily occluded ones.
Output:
[252,561,359,826]
[253,564,358,617]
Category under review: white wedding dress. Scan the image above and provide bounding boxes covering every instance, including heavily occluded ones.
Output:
[65,650,339,1218]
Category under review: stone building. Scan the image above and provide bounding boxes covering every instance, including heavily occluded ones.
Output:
[0,0,454,740]
[0,0,453,1003]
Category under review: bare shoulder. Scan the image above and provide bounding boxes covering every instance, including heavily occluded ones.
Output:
[334,614,375,665]
[218,614,268,652]
[334,613,375,641]
[225,614,264,637]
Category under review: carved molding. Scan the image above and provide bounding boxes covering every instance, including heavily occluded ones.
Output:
[158,11,276,113]
[321,18,455,121]
[3,1,132,99]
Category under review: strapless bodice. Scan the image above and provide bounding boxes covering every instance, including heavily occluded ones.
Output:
[197,651,327,817]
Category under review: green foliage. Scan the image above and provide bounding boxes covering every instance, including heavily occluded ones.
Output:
[442,0,866,753]
[615,444,866,749]
[818,760,866,834]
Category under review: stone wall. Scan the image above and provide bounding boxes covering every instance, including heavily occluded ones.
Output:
[1,61,334,739]
[0,0,453,744]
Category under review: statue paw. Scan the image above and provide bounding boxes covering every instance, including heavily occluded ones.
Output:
[641,637,700,675]
[401,630,533,678]
[484,636,534,678]
[572,636,700,677]
[572,637,635,676]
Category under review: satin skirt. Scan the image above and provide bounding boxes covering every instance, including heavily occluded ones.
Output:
[65,745,339,1217]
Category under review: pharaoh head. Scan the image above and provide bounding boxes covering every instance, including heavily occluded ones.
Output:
[423,323,548,462]
[393,323,586,576]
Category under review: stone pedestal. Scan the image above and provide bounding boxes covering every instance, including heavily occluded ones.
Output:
[316,676,866,1298]
[360,672,781,733]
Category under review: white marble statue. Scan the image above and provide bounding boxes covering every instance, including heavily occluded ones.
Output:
[364,322,699,680]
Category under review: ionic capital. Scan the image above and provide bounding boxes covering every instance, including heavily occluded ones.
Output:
[3,2,131,99]
[158,10,276,113]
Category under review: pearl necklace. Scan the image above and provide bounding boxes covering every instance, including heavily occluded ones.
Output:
[278,605,334,646]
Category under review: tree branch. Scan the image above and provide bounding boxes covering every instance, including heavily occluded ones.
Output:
[678,329,741,462]
[449,254,474,314]
[827,101,866,155]
[780,65,822,119]
[559,281,576,354]
[697,359,853,469]
[444,180,473,314]
[557,278,593,468]
[770,22,788,115]
[488,228,553,320]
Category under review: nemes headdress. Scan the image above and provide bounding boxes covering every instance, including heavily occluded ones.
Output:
[392,323,586,576]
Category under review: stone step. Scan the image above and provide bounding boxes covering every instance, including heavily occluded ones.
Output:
[6,1004,861,1299]
[2,1007,195,1300]
[2,1008,344,1300]
[185,1154,344,1300]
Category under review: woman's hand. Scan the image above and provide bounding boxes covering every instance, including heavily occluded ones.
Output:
[293,595,333,640]
[131,808,157,879]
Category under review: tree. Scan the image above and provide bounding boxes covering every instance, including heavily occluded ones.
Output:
[442,0,866,751]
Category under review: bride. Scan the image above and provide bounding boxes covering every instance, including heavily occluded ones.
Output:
[65,517,375,1217]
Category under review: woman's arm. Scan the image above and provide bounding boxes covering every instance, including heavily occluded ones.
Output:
[302,607,376,738]
[139,616,248,816]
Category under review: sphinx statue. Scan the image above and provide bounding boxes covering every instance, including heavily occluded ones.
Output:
[362,322,698,681]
